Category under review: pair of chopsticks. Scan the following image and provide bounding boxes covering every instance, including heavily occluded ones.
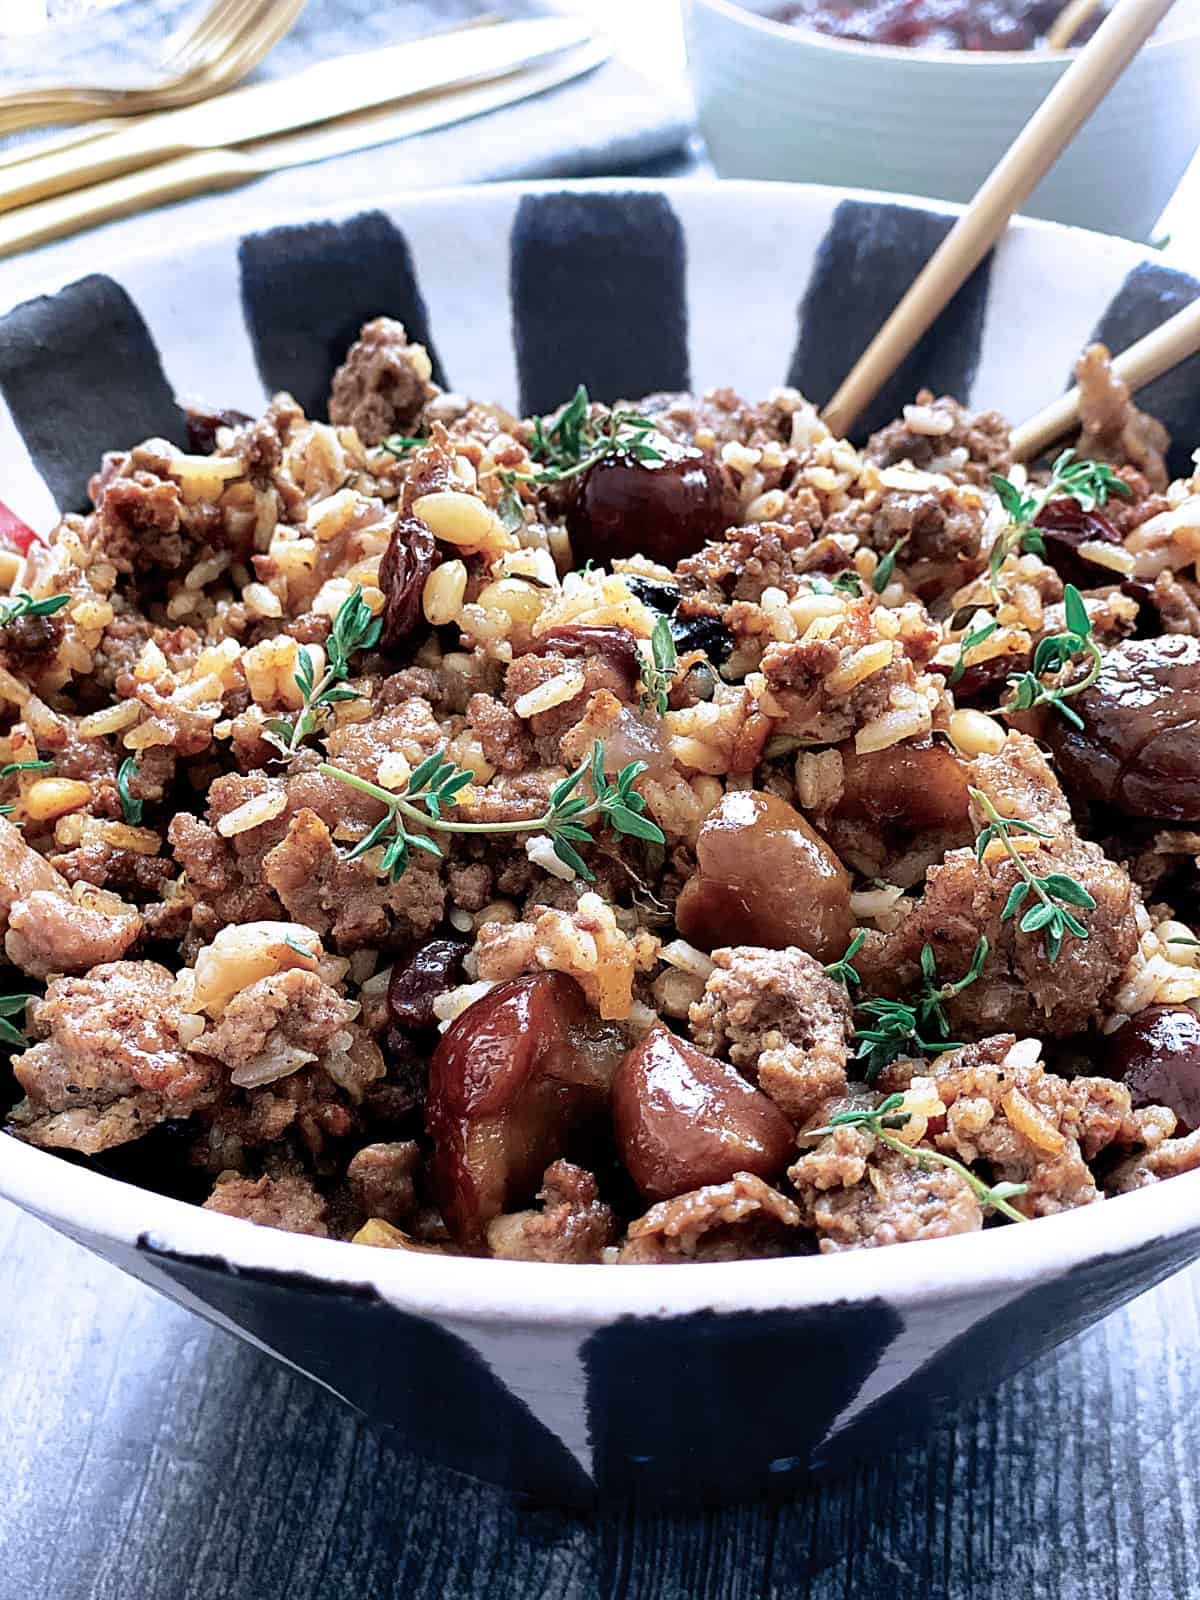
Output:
[823,0,1194,459]
[0,16,603,260]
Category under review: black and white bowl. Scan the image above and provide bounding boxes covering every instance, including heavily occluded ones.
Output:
[2,180,1200,1507]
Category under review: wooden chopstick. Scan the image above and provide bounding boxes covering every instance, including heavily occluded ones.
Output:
[820,0,1178,439]
[1010,295,1200,460]
[1045,0,1104,49]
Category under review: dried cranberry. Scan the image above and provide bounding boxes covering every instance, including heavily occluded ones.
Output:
[1032,497,1122,589]
[567,439,738,568]
[0,500,41,555]
[387,937,470,1031]
[521,624,642,699]
[620,574,734,665]
[379,514,437,649]
[1105,1005,1200,1132]
[184,404,253,456]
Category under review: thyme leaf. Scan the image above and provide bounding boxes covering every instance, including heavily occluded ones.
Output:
[497,386,663,512]
[988,450,1131,598]
[0,591,69,627]
[871,536,908,594]
[116,756,143,825]
[1001,584,1101,730]
[640,614,677,715]
[947,618,999,687]
[851,937,988,1082]
[971,787,1094,962]
[380,434,426,459]
[321,738,665,885]
[824,930,867,989]
[0,991,34,1051]
[264,585,381,759]
[0,759,52,780]
[805,1093,1029,1223]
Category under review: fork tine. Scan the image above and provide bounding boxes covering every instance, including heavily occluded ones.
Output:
[160,0,256,76]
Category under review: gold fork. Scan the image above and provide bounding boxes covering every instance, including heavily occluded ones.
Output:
[0,0,306,136]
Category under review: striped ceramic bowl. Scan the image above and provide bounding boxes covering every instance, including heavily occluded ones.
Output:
[2,180,1200,1505]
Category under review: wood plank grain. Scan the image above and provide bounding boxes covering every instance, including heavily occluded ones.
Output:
[0,1196,1196,1600]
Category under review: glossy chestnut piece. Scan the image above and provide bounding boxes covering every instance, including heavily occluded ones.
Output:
[836,741,970,830]
[612,1024,796,1202]
[1048,636,1200,821]
[567,439,738,568]
[675,790,854,962]
[425,973,622,1250]
[1106,1005,1200,1132]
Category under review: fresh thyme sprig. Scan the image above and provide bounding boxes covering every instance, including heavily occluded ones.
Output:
[970,787,1095,962]
[640,614,677,715]
[852,937,989,1081]
[806,1093,1029,1223]
[948,617,999,687]
[1002,584,1100,730]
[0,757,53,820]
[988,450,1130,597]
[0,591,69,628]
[824,930,867,989]
[380,434,427,459]
[0,992,33,1050]
[320,738,666,884]
[263,586,381,759]
[116,756,143,825]
[871,535,908,594]
[497,386,663,526]
[0,759,52,780]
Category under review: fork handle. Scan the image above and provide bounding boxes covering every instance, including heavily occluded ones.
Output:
[0,150,255,259]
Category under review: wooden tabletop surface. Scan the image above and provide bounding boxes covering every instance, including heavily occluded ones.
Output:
[1,1194,1194,1600]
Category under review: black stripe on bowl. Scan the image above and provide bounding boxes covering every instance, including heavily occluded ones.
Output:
[239,210,445,421]
[583,1299,901,1504]
[1086,261,1200,483]
[139,1241,596,1505]
[814,1228,1199,1479]
[0,274,185,513]
[788,200,992,441]
[510,192,688,417]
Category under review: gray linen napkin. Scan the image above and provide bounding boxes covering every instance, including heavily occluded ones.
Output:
[0,0,692,290]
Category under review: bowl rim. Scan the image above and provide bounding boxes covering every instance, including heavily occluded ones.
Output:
[3,175,1200,1328]
[685,0,1200,69]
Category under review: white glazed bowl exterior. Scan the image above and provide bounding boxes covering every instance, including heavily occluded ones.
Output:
[3,179,1200,1504]
[684,0,1200,240]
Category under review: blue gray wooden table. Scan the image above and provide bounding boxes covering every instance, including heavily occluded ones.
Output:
[1,1194,1193,1599]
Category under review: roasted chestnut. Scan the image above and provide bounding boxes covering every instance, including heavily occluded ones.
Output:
[675,790,854,961]
[1048,636,1200,821]
[567,439,738,568]
[836,741,971,831]
[612,1024,795,1201]
[1105,1005,1200,1131]
[425,973,625,1250]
